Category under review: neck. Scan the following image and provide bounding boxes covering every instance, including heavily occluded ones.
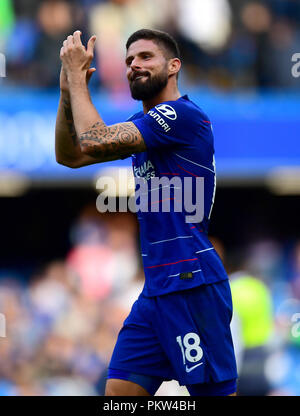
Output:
[142,82,181,114]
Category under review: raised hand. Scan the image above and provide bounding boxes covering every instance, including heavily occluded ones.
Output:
[60,30,97,82]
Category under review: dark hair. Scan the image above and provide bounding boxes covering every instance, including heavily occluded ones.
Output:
[126,29,181,60]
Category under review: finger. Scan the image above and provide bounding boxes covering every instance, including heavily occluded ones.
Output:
[87,67,96,76]
[66,35,74,47]
[86,68,96,78]
[87,35,97,56]
[61,43,67,58]
[73,30,83,47]
[62,40,68,55]
[86,68,96,83]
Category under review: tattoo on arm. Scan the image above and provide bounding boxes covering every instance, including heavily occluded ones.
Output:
[79,121,146,160]
[63,98,78,146]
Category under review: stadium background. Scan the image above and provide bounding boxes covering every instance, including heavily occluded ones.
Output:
[0,0,300,396]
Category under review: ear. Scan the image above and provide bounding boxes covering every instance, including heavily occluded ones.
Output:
[168,58,181,77]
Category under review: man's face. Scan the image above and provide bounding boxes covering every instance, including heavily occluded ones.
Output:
[126,39,169,101]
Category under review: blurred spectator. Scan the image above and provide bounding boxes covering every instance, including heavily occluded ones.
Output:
[32,0,86,87]
[88,0,173,96]
[227,1,272,87]
[176,0,232,52]
[211,236,275,395]
[5,0,88,87]
[230,269,274,396]
[67,206,138,300]
[262,17,300,88]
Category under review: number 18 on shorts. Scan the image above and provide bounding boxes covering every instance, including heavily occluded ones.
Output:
[176,333,204,373]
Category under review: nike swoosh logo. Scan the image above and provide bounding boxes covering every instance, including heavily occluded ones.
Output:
[185,362,203,373]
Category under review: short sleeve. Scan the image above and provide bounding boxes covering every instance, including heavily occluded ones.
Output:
[131,99,203,151]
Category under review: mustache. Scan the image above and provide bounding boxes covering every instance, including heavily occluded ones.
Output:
[130,71,151,81]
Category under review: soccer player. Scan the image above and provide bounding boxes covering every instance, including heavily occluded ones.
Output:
[55,29,238,396]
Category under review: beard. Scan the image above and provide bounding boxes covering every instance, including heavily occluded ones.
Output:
[129,69,168,101]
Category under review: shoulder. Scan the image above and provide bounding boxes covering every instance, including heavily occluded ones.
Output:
[129,96,213,148]
[126,111,144,122]
[178,95,211,122]
[153,95,211,126]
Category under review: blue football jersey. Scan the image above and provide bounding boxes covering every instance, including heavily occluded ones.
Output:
[130,95,228,296]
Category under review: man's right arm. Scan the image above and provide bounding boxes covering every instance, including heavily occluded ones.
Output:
[55,66,107,168]
[55,92,80,168]
[55,91,99,168]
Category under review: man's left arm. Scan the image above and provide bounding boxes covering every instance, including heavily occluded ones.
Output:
[61,31,146,163]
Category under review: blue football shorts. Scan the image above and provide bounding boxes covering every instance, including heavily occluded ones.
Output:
[107,279,238,396]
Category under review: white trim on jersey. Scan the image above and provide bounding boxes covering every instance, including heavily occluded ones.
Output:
[150,235,193,245]
[174,153,215,174]
[195,247,214,254]
[208,154,217,219]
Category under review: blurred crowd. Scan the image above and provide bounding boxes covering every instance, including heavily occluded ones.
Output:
[1,204,300,396]
[0,0,300,92]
